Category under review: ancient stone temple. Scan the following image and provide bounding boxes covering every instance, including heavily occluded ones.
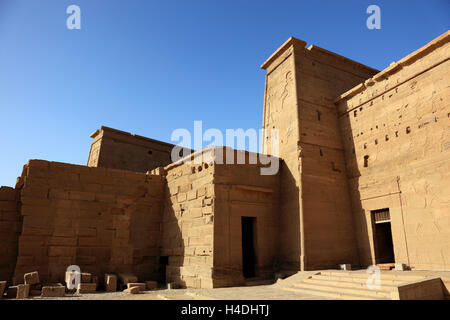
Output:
[0,31,448,290]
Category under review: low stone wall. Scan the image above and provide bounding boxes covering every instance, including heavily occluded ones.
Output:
[0,187,21,284]
[13,160,164,284]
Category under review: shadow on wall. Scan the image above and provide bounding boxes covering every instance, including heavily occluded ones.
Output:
[160,180,186,288]
[0,187,21,285]
[125,184,164,281]
[339,113,371,268]
[278,159,301,274]
[10,161,166,286]
[68,182,166,285]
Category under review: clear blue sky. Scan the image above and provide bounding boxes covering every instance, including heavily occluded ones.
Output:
[0,0,448,187]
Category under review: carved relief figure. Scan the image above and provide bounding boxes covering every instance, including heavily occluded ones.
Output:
[280,71,293,110]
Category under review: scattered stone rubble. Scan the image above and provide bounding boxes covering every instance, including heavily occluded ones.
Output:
[0,270,160,299]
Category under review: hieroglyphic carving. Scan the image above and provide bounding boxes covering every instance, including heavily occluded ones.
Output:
[280,71,294,111]
[264,60,295,146]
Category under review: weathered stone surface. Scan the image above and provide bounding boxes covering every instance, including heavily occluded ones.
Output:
[12,160,165,284]
[335,31,450,270]
[7,284,30,299]
[80,273,92,284]
[0,31,448,294]
[104,274,117,292]
[76,283,97,294]
[124,286,140,294]
[42,285,65,297]
[88,126,187,173]
[24,271,39,285]
[127,283,146,291]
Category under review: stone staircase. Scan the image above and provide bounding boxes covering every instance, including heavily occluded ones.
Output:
[283,270,444,300]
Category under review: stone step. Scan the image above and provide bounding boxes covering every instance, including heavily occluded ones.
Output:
[283,286,384,300]
[320,271,424,281]
[311,274,406,286]
[293,282,392,298]
[305,277,399,290]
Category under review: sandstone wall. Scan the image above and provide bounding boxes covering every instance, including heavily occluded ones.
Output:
[294,44,378,269]
[161,148,280,288]
[336,31,450,269]
[88,126,176,173]
[262,39,302,271]
[262,38,378,270]
[13,160,164,284]
[213,156,280,287]
[0,187,21,283]
[161,157,215,288]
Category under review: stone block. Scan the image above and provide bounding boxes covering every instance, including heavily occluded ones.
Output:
[127,283,146,291]
[124,286,140,294]
[338,264,352,270]
[42,285,65,297]
[24,271,40,285]
[104,274,117,292]
[76,283,97,294]
[7,284,30,299]
[145,280,158,290]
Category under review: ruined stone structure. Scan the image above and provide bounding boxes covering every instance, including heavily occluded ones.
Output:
[0,31,448,290]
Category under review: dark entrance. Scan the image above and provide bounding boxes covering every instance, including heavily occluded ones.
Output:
[159,256,169,283]
[241,217,256,278]
[372,209,395,263]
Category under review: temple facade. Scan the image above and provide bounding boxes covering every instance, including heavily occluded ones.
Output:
[0,31,448,289]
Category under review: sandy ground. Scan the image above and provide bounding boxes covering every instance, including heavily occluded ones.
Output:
[16,269,450,300]
[26,271,325,300]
